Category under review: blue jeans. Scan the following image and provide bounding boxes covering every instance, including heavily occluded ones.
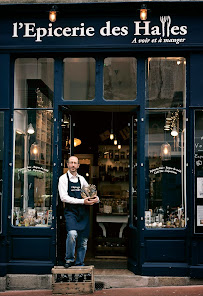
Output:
[65,230,88,266]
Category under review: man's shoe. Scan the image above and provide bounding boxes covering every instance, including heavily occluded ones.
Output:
[78,274,84,282]
[64,261,74,268]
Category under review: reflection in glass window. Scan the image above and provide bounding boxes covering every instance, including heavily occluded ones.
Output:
[147,57,186,108]
[145,110,186,229]
[14,58,54,108]
[104,57,137,101]
[0,113,3,234]
[63,58,95,101]
[12,110,53,227]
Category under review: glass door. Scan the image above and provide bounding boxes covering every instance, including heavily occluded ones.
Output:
[56,108,72,265]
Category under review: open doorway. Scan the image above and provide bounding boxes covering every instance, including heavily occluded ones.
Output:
[57,107,137,269]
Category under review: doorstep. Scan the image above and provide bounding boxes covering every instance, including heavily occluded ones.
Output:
[1,270,203,292]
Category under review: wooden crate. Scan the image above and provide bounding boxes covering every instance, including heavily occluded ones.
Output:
[52,266,95,294]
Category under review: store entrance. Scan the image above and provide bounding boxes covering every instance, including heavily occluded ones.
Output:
[57,107,137,268]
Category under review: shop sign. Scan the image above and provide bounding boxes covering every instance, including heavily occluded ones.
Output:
[11,16,187,45]
[0,13,196,48]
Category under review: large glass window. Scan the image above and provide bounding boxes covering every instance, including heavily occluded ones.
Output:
[147,57,186,108]
[13,58,54,227]
[145,110,186,228]
[0,112,4,234]
[63,58,95,101]
[13,110,53,227]
[104,57,137,101]
[145,56,186,229]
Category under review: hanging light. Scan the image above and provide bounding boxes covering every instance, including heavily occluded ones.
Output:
[140,4,148,21]
[110,130,114,140]
[49,5,58,22]
[27,123,35,135]
[30,142,40,160]
[161,143,171,161]
[69,138,81,147]
[171,126,178,137]
[109,112,114,140]
[118,142,121,150]
[114,137,118,145]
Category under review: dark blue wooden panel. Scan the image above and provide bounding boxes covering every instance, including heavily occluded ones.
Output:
[142,262,189,276]
[0,54,10,109]
[145,239,186,262]
[190,54,203,107]
[11,237,51,260]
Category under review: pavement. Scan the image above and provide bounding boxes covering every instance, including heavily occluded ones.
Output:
[1,286,203,296]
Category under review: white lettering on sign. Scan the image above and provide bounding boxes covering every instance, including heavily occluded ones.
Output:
[134,16,187,37]
[12,22,96,42]
[12,16,188,44]
[150,166,181,175]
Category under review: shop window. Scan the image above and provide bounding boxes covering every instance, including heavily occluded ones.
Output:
[104,57,137,101]
[63,58,95,101]
[145,110,186,229]
[14,58,54,108]
[12,109,53,227]
[0,112,3,234]
[147,57,186,108]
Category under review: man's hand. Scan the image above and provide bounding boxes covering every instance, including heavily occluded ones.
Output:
[84,196,99,205]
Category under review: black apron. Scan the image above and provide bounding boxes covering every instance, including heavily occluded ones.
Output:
[64,173,90,237]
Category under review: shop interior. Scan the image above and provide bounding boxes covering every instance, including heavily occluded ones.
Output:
[57,107,135,266]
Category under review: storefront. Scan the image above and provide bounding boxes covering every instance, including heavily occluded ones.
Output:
[0,1,203,278]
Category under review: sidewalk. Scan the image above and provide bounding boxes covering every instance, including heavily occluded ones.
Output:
[0,286,203,296]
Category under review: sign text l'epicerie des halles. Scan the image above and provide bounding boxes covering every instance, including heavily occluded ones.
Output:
[12,16,188,44]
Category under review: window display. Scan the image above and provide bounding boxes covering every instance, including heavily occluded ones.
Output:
[13,58,54,227]
[13,110,53,227]
[145,111,186,229]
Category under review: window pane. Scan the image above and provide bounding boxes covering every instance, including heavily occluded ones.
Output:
[63,58,95,101]
[147,57,186,108]
[104,57,137,101]
[14,58,54,108]
[12,110,53,227]
[0,112,4,234]
[145,110,186,229]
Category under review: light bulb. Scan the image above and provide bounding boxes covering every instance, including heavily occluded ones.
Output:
[49,6,57,22]
[140,5,147,20]
[114,139,117,145]
[163,147,169,155]
[27,123,35,135]
[171,126,178,137]
[118,144,121,149]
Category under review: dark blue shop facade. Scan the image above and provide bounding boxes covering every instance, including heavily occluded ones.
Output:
[0,1,203,278]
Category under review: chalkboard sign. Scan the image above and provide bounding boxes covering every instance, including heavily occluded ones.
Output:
[194,110,203,233]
